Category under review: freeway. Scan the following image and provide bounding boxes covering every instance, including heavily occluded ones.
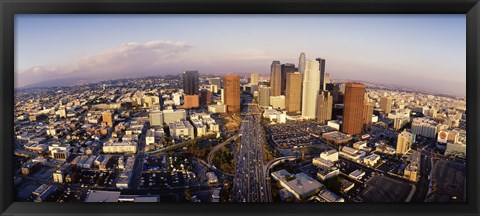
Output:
[232,104,269,202]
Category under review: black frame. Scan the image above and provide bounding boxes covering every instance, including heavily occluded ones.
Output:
[1,0,479,216]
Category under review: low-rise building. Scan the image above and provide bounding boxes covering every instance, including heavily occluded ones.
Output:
[318,189,345,202]
[169,120,195,140]
[322,131,352,145]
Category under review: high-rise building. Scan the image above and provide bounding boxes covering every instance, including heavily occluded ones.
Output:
[298,52,306,74]
[281,63,295,95]
[285,72,302,113]
[183,71,199,95]
[316,58,327,91]
[102,111,113,127]
[342,82,366,135]
[380,97,393,114]
[224,75,241,113]
[397,130,414,154]
[332,84,344,105]
[270,61,282,96]
[316,91,333,123]
[183,95,199,109]
[250,72,259,86]
[209,77,221,93]
[301,60,321,119]
[258,85,271,108]
[362,100,374,130]
[199,89,212,106]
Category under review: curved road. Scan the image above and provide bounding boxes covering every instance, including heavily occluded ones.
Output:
[207,133,241,165]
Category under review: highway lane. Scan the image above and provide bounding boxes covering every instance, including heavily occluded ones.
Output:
[232,104,269,202]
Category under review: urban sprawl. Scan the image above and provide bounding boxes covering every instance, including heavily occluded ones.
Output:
[14,52,466,203]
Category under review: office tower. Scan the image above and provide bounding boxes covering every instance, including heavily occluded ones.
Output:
[342,82,366,135]
[380,97,393,114]
[149,110,163,126]
[316,91,333,123]
[183,71,199,95]
[316,58,327,91]
[298,52,306,74]
[281,63,296,95]
[102,111,113,127]
[285,72,302,113]
[332,84,344,105]
[362,100,374,130]
[325,83,334,91]
[209,77,221,93]
[270,61,282,96]
[224,75,241,113]
[397,130,414,154]
[250,72,259,86]
[182,71,199,108]
[183,95,199,109]
[199,89,212,106]
[301,60,321,119]
[259,85,271,108]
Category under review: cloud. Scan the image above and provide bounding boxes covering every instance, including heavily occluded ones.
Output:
[17,40,193,87]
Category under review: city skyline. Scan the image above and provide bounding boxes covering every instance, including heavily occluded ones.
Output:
[15,14,466,96]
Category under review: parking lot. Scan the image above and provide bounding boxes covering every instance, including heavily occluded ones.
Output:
[430,160,466,202]
[362,175,412,202]
[77,170,118,188]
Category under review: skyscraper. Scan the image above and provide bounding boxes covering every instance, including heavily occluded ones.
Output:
[258,85,271,108]
[316,91,333,123]
[380,97,393,114]
[270,61,282,96]
[250,72,259,86]
[397,130,414,154]
[316,58,327,91]
[285,72,302,113]
[183,71,199,95]
[281,63,295,95]
[301,60,321,119]
[183,71,199,108]
[209,77,221,93]
[362,99,374,130]
[298,52,306,74]
[224,75,241,113]
[199,89,212,106]
[342,82,366,135]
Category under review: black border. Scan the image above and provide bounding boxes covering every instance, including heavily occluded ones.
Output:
[1,0,479,216]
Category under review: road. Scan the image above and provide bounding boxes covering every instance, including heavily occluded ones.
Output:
[207,133,241,165]
[232,104,269,202]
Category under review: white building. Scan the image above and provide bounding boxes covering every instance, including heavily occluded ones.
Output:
[320,149,339,162]
[162,109,187,125]
[169,120,195,140]
[363,154,381,166]
[103,141,137,154]
[301,60,320,119]
[208,104,227,114]
[263,108,286,124]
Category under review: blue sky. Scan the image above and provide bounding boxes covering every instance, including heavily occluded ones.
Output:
[15,15,466,96]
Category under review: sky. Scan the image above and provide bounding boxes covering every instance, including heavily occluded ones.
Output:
[15,14,466,96]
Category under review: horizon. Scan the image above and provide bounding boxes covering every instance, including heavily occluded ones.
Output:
[15,14,466,96]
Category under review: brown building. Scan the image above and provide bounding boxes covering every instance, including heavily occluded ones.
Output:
[224,75,241,113]
[316,91,333,123]
[102,111,113,127]
[380,97,393,114]
[270,61,282,96]
[363,100,374,130]
[183,95,199,109]
[342,82,366,135]
[285,72,302,113]
[199,89,212,106]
